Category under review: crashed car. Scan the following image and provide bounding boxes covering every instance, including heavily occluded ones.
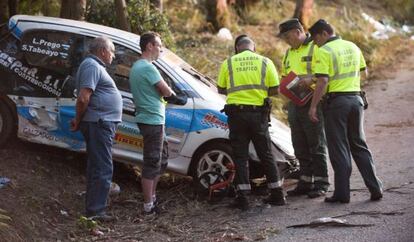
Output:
[0,15,297,184]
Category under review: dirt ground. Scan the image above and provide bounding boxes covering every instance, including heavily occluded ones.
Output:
[1,51,414,241]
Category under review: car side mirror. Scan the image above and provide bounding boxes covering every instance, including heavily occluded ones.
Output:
[165,93,188,105]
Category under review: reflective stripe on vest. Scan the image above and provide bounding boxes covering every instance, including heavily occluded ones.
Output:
[227,57,268,94]
[321,45,360,81]
[295,43,315,79]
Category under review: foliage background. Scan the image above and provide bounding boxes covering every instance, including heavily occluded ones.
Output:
[2,0,414,119]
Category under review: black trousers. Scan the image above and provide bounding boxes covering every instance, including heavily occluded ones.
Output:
[324,95,382,200]
[227,111,282,193]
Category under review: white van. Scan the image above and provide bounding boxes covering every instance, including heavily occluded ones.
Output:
[0,15,297,182]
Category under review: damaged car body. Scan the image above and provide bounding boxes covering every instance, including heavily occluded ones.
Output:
[0,15,298,185]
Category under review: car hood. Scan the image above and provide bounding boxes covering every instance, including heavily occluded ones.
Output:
[269,117,295,157]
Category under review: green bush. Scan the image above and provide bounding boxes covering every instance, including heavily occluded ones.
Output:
[86,0,175,48]
[128,0,175,48]
[17,0,60,17]
[86,0,117,27]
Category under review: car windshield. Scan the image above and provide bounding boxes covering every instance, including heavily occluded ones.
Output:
[160,48,221,99]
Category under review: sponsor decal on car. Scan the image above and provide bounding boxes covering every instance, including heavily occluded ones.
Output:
[0,49,63,96]
[201,112,228,130]
[114,133,143,149]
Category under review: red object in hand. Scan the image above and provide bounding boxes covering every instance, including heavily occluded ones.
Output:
[279,71,313,106]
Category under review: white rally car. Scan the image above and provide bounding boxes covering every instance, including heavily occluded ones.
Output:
[0,15,297,182]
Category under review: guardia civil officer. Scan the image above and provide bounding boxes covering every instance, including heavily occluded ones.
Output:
[217,35,286,210]
[278,19,329,198]
[308,19,383,203]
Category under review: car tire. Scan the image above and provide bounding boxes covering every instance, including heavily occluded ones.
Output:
[0,101,15,148]
[190,142,235,183]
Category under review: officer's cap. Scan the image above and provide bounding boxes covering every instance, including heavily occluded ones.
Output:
[309,19,333,35]
[277,18,302,37]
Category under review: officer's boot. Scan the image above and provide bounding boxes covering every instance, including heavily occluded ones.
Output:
[263,188,286,206]
[229,191,249,211]
[287,181,313,196]
[308,181,329,198]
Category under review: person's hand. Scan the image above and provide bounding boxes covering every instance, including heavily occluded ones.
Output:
[308,106,319,122]
[299,77,313,88]
[70,119,80,131]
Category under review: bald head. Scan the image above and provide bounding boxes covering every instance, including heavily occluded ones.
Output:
[235,36,255,53]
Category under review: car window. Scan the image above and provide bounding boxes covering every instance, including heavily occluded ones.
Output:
[21,30,87,76]
[158,66,183,96]
[106,44,139,92]
[108,45,181,95]
[18,30,88,98]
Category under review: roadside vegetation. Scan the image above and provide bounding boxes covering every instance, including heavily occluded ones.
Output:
[164,0,414,120]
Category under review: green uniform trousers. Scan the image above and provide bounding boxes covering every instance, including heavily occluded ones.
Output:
[288,101,329,190]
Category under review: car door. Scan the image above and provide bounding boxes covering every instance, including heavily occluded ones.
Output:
[107,44,194,163]
[13,29,85,150]
[158,63,194,159]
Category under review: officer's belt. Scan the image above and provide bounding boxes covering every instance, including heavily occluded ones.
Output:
[226,104,265,112]
[326,91,361,99]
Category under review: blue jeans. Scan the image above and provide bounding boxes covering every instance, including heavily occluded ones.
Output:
[80,120,117,216]
[137,123,169,179]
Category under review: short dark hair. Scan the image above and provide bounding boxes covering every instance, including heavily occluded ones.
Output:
[309,19,334,36]
[234,34,254,52]
[139,32,160,52]
[234,34,248,48]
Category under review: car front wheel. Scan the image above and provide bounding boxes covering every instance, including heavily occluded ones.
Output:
[191,142,234,183]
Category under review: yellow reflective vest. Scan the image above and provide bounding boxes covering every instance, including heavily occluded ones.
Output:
[217,50,279,106]
[313,37,366,93]
[281,36,316,79]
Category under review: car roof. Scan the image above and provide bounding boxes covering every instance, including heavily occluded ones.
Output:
[9,15,141,51]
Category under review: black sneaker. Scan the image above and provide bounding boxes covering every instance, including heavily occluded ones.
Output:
[263,195,287,206]
[287,187,311,196]
[229,196,249,211]
[263,189,287,206]
[324,196,350,203]
[370,192,383,201]
[143,205,160,216]
[307,188,327,198]
[87,213,116,222]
